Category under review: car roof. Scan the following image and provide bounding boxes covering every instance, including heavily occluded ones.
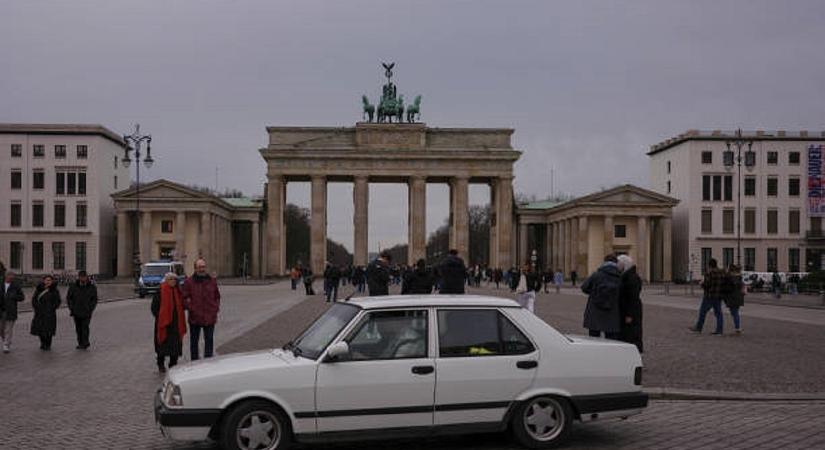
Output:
[346,294,520,310]
[144,261,183,266]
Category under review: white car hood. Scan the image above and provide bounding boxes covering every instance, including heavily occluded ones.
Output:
[169,349,302,383]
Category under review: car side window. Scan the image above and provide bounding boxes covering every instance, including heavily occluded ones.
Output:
[438,309,535,357]
[345,309,428,361]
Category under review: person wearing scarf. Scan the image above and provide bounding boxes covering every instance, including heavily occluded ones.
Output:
[30,275,61,351]
[151,273,186,373]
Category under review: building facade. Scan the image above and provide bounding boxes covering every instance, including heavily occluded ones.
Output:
[516,185,677,281]
[648,129,825,280]
[0,124,129,276]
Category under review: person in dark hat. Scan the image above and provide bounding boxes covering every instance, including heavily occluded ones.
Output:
[367,251,392,296]
[67,270,98,350]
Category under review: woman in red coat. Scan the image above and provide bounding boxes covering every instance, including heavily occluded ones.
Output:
[151,273,186,373]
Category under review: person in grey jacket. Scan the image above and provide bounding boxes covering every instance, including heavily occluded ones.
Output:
[1,271,25,353]
[581,254,622,339]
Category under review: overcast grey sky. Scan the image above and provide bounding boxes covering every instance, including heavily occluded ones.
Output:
[3,0,825,252]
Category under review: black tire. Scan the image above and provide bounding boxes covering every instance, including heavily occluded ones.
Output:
[219,400,292,450]
[510,396,573,449]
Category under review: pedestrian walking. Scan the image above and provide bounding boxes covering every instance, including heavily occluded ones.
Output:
[571,270,578,287]
[724,264,745,335]
[152,273,187,373]
[542,269,552,293]
[581,254,622,339]
[493,268,502,289]
[324,263,341,302]
[1,271,25,353]
[617,255,643,353]
[302,266,315,295]
[771,271,782,299]
[554,269,563,293]
[439,249,467,294]
[515,263,540,313]
[690,258,725,335]
[30,275,61,351]
[367,251,392,296]
[403,259,435,294]
[182,258,221,361]
[66,271,98,350]
[289,266,300,290]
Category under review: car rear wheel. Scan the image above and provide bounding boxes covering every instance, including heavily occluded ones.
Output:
[511,396,573,449]
[220,400,291,450]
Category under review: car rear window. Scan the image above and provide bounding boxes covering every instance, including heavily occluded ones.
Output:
[437,309,534,357]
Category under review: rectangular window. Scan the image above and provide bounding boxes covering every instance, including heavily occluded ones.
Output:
[56,172,65,195]
[744,176,756,196]
[77,145,88,159]
[702,175,711,201]
[666,180,671,194]
[767,209,778,234]
[33,144,44,157]
[789,151,800,165]
[744,248,756,271]
[52,242,65,270]
[789,248,800,272]
[701,248,712,273]
[812,217,823,232]
[345,310,428,360]
[438,309,534,357]
[67,172,77,195]
[11,143,22,157]
[722,248,734,269]
[54,145,66,158]
[54,202,66,227]
[10,242,23,270]
[767,248,778,272]
[702,151,712,164]
[701,209,713,234]
[11,170,22,189]
[32,241,44,270]
[744,209,756,234]
[75,241,87,271]
[789,209,800,234]
[789,178,800,197]
[32,202,44,227]
[32,169,44,190]
[10,203,22,227]
[723,175,732,201]
[767,151,778,165]
[722,209,734,234]
[78,172,86,195]
[614,224,627,238]
[76,203,87,227]
[114,175,118,190]
[666,161,671,174]
[713,175,722,201]
[767,177,778,197]
[161,220,174,233]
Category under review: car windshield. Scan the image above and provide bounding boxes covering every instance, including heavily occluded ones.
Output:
[288,303,359,360]
[142,266,169,276]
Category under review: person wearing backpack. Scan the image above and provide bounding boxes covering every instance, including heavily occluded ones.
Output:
[724,264,745,335]
[581,254,622,339]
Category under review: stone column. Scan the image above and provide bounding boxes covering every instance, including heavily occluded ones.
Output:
[518,223,529,266]
[310,175,327,274]
[353,175,369,267]
[570,218,578,277]
[200,211,211,266]
[140,210,152,263]
[552,221,560,270]
[175,211,187,264]
[449,176,470,257]
[562,220,570,276]
[578,216,588,276]
[251,219,260,278]
[544,223,553,270]
[496,176,514,269]
[662,216,673,281]
[488,180,499,269]
[637,216,648,281]
[603,215,614,257]
[266,176,286,276]
[408,175,427,265]
[116,212,131,277]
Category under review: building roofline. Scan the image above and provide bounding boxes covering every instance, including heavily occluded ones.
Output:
[0,123,127,148]
[648,129,825,156]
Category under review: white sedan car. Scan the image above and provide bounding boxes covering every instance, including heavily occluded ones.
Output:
[155,295,647,449]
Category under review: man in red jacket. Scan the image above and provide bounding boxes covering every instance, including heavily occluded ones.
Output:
[182,258,221,360]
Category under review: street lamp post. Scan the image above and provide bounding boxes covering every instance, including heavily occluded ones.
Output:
[122,124,154,278]
[724,128,755,268]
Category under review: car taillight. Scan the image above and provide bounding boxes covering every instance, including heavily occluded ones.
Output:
[634,367,643,385]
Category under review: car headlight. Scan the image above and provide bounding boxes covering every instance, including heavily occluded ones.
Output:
[162,381,183,407]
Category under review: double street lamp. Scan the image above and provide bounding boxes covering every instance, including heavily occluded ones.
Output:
[122,124,154,277]
[723,128,755,268]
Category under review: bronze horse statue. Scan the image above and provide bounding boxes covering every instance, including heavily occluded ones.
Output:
[406,95,422,123]
[378,94,404,123]
[362,95,375,122]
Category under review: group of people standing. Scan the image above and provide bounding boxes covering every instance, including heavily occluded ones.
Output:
[689,258,745,335]
[581,254,644,352]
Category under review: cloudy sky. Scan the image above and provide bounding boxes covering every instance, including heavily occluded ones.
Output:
[3,0,825,252]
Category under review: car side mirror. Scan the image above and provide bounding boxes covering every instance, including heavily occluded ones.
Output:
[325,341,350,362]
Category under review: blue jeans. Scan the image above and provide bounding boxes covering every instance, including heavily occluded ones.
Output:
[326,284,338,302]
[728,306,741,330]
[695,297,723,333]
[190,324,214,360]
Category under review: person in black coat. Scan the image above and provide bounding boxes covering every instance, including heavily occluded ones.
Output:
[439,249,467,294]
[1,271,25,353]
[617,255,643,352]
[581,254,622,339]
[366,252,392,296]
[403,259,435,295]
[30,275,61,351]
[66,271,98,350]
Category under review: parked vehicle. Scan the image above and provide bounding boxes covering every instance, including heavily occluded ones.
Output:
[137,261,185,298]
[155,295,647,449]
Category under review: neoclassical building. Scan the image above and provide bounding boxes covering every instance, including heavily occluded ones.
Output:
[515,185,678,281]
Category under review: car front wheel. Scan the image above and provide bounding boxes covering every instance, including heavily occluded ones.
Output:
[220,400,291,450]
[511,396,573,449]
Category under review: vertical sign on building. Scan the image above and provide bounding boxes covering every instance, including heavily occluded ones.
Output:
[808,144,825,216]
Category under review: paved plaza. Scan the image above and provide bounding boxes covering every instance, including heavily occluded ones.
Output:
[2,280,825,449]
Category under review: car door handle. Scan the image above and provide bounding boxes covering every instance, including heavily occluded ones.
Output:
[517,360,538,369]
[411,365,435,375]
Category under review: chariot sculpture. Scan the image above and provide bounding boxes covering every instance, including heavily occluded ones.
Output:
[361,62,422,124]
